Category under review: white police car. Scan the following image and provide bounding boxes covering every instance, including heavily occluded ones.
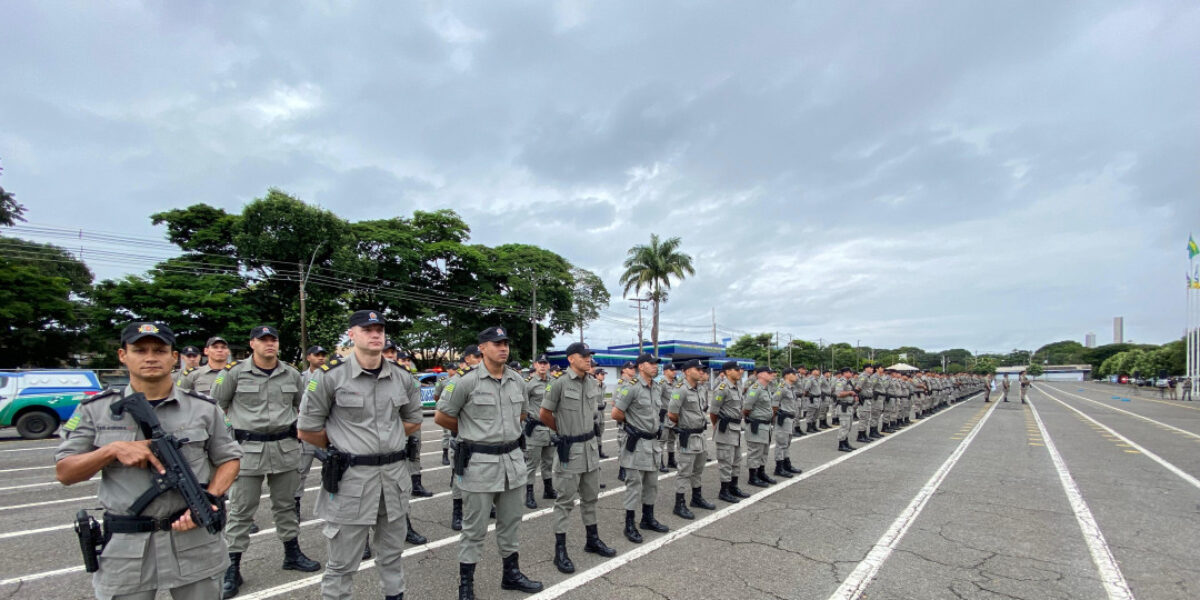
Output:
[0,370,103,439]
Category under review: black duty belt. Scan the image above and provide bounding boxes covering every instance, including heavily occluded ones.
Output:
[676,425,706,448]
[104,509,188,534]
[716,414,742,434]
[234,422,297,443]
[553,430,597,463]
[347,450,409,466]
[746,417,771,435]
[622,423,658,453]
[775,410,796,426]
[453,437,526,476]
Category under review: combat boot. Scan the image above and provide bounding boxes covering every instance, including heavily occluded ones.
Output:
[808,422,818,433]
[525,484,537,509]
[598,445,609,458]
[673,493,695,520]
[222,552,242,599]
[405,516,426,545]
[758,465,777,485]
[774,460,793,479]
[667,452,677,468]
[543,478,558,500]
[442,448,450,465]
[500,552,543,593]
[451,498,463,531]
[747,466,769,488]
[857,430,870,443]
[869,427,882,439]
[554,532,575,573]
[411,474,433,498]
[282,538,321,572]
[639,504,669,533]
[785,457,803,475]
[658,458,670,473]
[832,417,840,426]
[385,595,403,600]
[458,562,476,600]
[583,524,617,556]
[794,425,805,437]
[730,476,751,498]
[624,510,643,543]
[838,439,854,452]
[691,487,716,510]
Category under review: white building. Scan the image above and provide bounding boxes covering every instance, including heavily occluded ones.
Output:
[1085,333,1096,348]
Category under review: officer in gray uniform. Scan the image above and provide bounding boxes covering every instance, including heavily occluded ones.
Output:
[613,353,670,542]
[666,359,715,519]
[1019,372,1030,404]
[592,367,610,458]
[710,360,750,503]
[612,360,636,481]
[210,326,321,598]
[176,336,231,395]
[298,310,424,600]
[295,345,328,520]
[382,343,433,505]
[821,369,835,427]
[835,367,858,452]
[773,368,804,477]
[853,365,876,444]
[180,346,201,371]
[437,348,482,531]
[655,363,679,472]
[56,321,243,600]
[523,354,556,509]
[743,366,777,487]
[436,352,478,466]
[435,326,542,600]
[539,342,617,573]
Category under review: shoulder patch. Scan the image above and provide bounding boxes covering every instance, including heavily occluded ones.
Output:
[182,366,196,375]
[224,360,239,370]
[81,387,120,405]
[321,358,344,372]
[717,383,727,390]
[674,380,684,388]
[183,389,216,404]
[443,382,456,396]
[552,371,563,379]
[525,375,534,382]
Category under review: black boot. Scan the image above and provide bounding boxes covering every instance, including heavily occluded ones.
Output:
[249,522,260,534]
[747,467,767,488]
[458,562,476,600]
[406,516,427,545]
[774,460,793,479]
[667,452,677,469]
[718,481,740,503]
[411,474,433,498]
[442,448,451,465]
[730,476,751,498]
[785,457,803,475]
[618,466,626,481]
[385,595,403,600]
[543,478,558,500]
[673,492,695,520]
[869,426,882,439]
[222,552,242,599]
[554,532,575,573]
[490,505,496,519]
[838,439,854,452]
[658,455,670,473]
[525,484,537,509]
[794,426,805,437]
[584,523,617,556]
[293,497,302,522]
[808,422,818,433]
[832,417,840,425]
[691,487,716,509]
[362,536,373,560]
[500,552,543,593]
[639,504,669,533]
[282,537,321,572]
[624,509,643,543]
[758,465,777,485]
[451,498,463,531]
[857,430,870,443]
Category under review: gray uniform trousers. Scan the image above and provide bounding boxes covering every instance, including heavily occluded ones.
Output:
[820,397,833,425]
[103,575,222,600]
[623,467,659,510]
[837,405,854,441]
[774,417,793,462]
[227,470,301,551]
[745,437,770,469]
[460,487,523,564]
[715,438,743,482]
[296,441,317,499]
[322,496,409,600]
[525,429,556,485]
[553,469,601,533]
[675,446,706,493]
[857,397,873,435]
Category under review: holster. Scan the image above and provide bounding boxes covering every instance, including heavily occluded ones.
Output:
[315,447,350,494]
[523,416,541,438]
[776,410,795,426]
[451,438,469,476]
[552,435,570,463]
[621,423,656,453]
[74,509,104,573]
[717,414,741,434]
[405,435,420,459]
[747,418,770,435]
[677,426,705,449]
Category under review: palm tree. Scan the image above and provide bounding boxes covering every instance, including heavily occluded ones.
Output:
[619,234,695,357]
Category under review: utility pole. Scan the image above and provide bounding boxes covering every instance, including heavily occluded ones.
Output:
[630,297,650,354]
[299,242,324,356]
[786,334,792,367]
[531,278,538,361]
[711,307,717,344]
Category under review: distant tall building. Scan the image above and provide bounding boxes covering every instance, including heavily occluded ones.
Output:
[1113,317,1123,344]
[1085,333,1096,348]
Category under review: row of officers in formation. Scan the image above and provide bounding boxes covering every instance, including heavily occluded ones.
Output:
[54,310,989,600]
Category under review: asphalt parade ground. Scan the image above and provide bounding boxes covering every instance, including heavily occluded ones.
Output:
[1,382,1198,599]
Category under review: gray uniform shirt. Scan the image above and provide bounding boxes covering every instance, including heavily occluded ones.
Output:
[834,378,855,406]
[177,365,225,396]
[209,359,304,476]
[666,381,707,453]
[299,352,423,525]
[614,376,658,471]
[541,368,602,473]
[744,381,775,443]
[56,386,242,596]
[709,379,744,445]
[776,381,800,416]
[439,364,527,493]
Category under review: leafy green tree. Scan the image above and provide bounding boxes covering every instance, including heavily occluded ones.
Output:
[1033,340,1087,365]
[619,234,695,357]
[569,268,610,343]
[1026,363,1044,377]
[0,239,92,367]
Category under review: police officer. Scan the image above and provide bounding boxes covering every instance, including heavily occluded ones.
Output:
[711,360,749,503]
[852,365,875,444]
[613,353,670,542]
[1019,371,1030,404]
[666,359,715,519]
[295,345,328,521]
[177,336,231,395]
[655,363,679,472]
[613,360,636,481]
[181,346,202,370]
[210,326,321,598]
[437,347,483,531]
[298,310,424,600]
[773,368,804,477]
[539,342,617,573]
[435,326,543,600]
[523,354,556,509]
[1001,375,1011,401]
[56,322,243,600]
[592,367,609,458]
[834,367,858,452]
[743,366,777,487]
[821,368,835,427]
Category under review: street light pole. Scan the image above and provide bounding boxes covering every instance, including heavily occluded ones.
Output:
[299,242,324,356]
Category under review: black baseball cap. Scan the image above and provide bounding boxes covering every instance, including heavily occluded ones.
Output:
[477,326,509,343]
[306,345,327,356]
[205,336,228,347]
[840,367,853,373]
[384,338,398,351]
[782,367,797,376]
[634,353,657,366]
[721,360,741,372]
[121,321,175,346]
[564,343,592,358]
[250,325,279,340]
[621,361,636,370]
[349,309,385,328]
[181,346,200,356]
[397,350,413,360]
[507,360,522,370]
[663,362,678,371]
[534,354,550,363]
[595,368,607,375]
[681,359,704,371]
[755,366,774,374]
[462,345,482,358]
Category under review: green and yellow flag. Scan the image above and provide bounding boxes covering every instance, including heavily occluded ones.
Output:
[1189,234,1199,259]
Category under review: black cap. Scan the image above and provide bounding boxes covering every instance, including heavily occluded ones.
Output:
[535,354,550,363]
[121,321,175,346]
[463,345,483,358]
[250,325,279,340]
[782,367,797,376]
[205,336,227,347]
[681,359,704,371]
[349,309,385,328]
[306,345,327,356]
[796,364,808,371]
[551,364,563,372]
[181,346,200,356]
[840,367,853,373]
[595,368,607,375]
[384,338,398,351]
[754,366,773,374]
[397,350,413,360]
[721,360,741,371]
[663,362,678,371]
[507,360,522,370]
[635,353,657,366]
[477,326,509,343]
[565,342,592,358]
[621,361,636,370]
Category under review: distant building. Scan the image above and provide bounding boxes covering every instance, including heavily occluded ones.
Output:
[1113,317,1123,344]
[1085,333,1096,348]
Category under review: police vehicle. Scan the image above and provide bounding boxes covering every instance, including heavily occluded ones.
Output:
[417,371,448,411]
[0,370,104,439]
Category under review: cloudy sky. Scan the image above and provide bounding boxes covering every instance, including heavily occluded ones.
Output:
[3,1,1198,354]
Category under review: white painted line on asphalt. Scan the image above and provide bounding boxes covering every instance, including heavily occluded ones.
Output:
[1037,384,1200,441]
[0,465,53,474]
[827,400,997,600]
[0,565,85,587]
[0,477,96,492]
[0,445,58,453]
[528,394,984,600]
[1038,387,1200,492]
[1028,393,1134,600]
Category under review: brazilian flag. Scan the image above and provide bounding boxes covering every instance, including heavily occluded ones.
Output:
[1190,234,1199,260]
